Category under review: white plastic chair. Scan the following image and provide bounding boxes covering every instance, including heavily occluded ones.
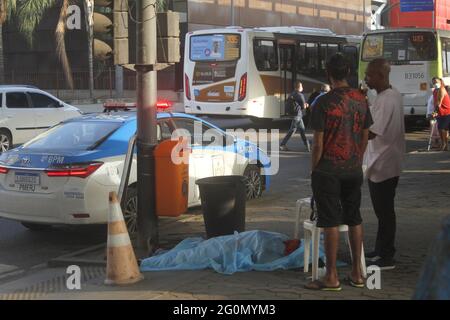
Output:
[295,198,367,281]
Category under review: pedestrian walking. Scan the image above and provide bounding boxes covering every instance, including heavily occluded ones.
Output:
[305,53,372,291]
[280,81,310,152]
[310,83,331,108]
[432,77,450,151]
[304,84,331,128]
[307,87,321,106]
[363,58,405,270]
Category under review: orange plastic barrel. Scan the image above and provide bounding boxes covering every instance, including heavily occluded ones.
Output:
[154,138,189,217]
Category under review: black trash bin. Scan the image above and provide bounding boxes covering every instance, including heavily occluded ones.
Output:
[196,175,246,238]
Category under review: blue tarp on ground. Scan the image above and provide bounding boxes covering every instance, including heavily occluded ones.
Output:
[140,230,327,274]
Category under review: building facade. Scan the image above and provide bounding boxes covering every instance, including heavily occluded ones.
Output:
[185,0,367,34]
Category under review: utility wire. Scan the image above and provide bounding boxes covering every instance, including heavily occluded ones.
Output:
[126,0,157,24]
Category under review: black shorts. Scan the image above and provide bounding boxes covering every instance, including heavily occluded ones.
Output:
[437,115,450,130]
[311,170,363,228]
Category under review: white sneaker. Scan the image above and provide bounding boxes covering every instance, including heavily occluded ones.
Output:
[365,251,381,262]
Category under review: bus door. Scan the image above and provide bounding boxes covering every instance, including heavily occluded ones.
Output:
[279,44,295,115]
[342,45,359,88]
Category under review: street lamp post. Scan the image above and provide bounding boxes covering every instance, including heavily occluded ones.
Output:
[363,0,366,33]
[84,0,94,101]
[231,0,235,25]
[136,0,159,256]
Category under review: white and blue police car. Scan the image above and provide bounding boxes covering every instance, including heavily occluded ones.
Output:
[0,112,270,232]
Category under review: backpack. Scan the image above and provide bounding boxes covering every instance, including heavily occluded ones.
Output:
[285,96,297,116]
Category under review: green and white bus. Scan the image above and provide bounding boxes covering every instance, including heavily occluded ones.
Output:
[359,28,450,118]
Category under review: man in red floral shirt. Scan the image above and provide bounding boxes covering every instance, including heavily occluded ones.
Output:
[305,53,373,291]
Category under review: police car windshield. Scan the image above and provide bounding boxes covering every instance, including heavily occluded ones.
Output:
[22,121,122,151]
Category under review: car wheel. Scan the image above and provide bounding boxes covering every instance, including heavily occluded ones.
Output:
[21,222,52,231]
[123,187,138,235]
[0,129,12,153]
[243,165,263,200]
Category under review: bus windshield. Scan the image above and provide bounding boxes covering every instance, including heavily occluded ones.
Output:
[362,31,437,62]
[190,34,241,62]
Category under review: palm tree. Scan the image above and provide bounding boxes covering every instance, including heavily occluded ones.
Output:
[15,0,73,88]
[0,0,16,83]
[55,0,74,88]
[0,0,73,88]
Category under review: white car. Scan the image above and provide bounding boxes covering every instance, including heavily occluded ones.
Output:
[0,112,271,233]
[0,85,82,152]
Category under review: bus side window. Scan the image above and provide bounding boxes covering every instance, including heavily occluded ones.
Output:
[297,42,306,74]
[298,42,318,77]
[327,44,339,60]
[342,45,358,88]
[253,39,278,71]
[319,44,327,75]
[343,45,358,74]
[319,43,339,75]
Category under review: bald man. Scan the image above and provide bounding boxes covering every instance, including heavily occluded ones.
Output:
[363,58,405,270]
[310,83,331,108]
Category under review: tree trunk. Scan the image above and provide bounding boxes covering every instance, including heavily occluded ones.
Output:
[55,0,74,89]
[0,23,5,83]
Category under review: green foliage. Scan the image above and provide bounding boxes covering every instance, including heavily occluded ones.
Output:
[156,0,166,12]
[15,0,56,46]
[0,0,17,24]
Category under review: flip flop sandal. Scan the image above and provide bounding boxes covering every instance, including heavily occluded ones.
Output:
[345,276,365,288]
[304,280,342,292]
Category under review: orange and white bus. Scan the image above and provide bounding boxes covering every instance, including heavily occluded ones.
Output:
[183,26,360,122]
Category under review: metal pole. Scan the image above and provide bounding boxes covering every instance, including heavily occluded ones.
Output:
[115,65,124,98]
[109,67,113,98]
[231,0,235,25]
[84,0,94,102]
[0,24,5,84]
[136,0,159,256]
[363,0,366,32]
[118,134,137,206]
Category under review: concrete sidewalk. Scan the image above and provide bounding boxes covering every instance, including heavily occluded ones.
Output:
[0,129,448,300]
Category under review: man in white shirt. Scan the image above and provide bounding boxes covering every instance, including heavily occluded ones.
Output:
[363,58,406,270]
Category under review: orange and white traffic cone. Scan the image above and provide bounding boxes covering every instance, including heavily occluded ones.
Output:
[105,191,143,285]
